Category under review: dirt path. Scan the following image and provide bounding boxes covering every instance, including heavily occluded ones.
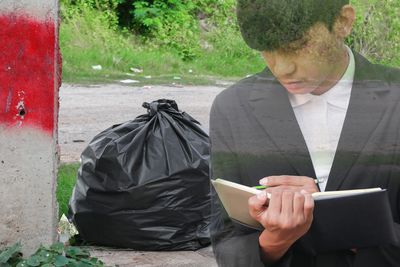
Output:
[59,83,229,163]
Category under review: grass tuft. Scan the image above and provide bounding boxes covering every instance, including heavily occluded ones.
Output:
[57,163,80,218]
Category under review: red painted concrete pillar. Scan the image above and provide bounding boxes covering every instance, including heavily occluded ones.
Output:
[0,1,60,254]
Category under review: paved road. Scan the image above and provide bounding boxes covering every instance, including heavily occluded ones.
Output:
[59,83,229,163]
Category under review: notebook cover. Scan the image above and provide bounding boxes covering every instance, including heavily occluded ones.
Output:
[298,190,397,254]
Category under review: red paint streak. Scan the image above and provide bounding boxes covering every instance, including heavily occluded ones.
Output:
[0,14,59,134]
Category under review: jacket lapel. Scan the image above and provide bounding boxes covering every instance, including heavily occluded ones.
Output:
[325,53,390,191]
[248,73,316,179]
[247,52,389,190]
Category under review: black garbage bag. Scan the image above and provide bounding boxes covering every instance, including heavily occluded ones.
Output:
[68,99,211,250]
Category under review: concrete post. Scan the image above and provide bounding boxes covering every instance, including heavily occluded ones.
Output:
[0,0,60,255]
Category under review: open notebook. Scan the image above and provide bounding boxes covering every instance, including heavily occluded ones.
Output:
[211,178,397,253]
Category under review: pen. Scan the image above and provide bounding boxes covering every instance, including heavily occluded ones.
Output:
[253,185,267,190]
[314,178,325,184]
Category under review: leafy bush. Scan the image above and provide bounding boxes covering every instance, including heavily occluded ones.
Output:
[59,0,141,81]
[127,0,236,60]
[132,0,200,60]
[61,0,239,61]
[61,0,121,30]
[0,242,108,267]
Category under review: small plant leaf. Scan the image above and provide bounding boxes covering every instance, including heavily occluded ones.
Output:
[54,255,69,267]
[49,243,65,255]
[65,247,90,259]
[72,260,92,267]
[35,250,52,263]
[77,258,92,264]
[89,257,102,264]
[16,260,28,267]
[0,242,107,267]
[26,256,41,266]
[0,243,22,263]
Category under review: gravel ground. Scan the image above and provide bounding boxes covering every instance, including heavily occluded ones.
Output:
[89,246,218,267]
[59,83,229,163]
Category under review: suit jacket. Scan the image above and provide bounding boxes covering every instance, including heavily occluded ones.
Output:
[209,52,400,267]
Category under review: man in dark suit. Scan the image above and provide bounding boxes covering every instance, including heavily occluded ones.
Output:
[210,1,400,266]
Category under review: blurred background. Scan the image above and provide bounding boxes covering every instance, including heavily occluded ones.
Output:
[60,0,400,84]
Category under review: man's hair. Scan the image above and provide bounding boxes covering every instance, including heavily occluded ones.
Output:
[237,0,349,51]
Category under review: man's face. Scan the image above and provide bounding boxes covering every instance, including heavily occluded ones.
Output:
[261,23,347,95]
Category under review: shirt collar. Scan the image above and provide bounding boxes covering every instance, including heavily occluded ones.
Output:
[289,46,355,109]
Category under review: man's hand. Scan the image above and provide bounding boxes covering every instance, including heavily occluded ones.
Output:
[248,189,314,262]
[260,175,320,194]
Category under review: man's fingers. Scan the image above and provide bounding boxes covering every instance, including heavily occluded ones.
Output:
[266,186,301,194]
[293,192,305,219]
[248,191,269,219]
[302,191,315,220]
[281,190,294,215]
[263,191,282,231]
[260,175,315,187]
[267,191,282,216]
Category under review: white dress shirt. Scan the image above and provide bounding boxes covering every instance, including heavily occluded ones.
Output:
[289,46,355,192]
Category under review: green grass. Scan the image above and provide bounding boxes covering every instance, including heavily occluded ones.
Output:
[57,163,80,218]
[60,6,265,84]
[60,1,399,85]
